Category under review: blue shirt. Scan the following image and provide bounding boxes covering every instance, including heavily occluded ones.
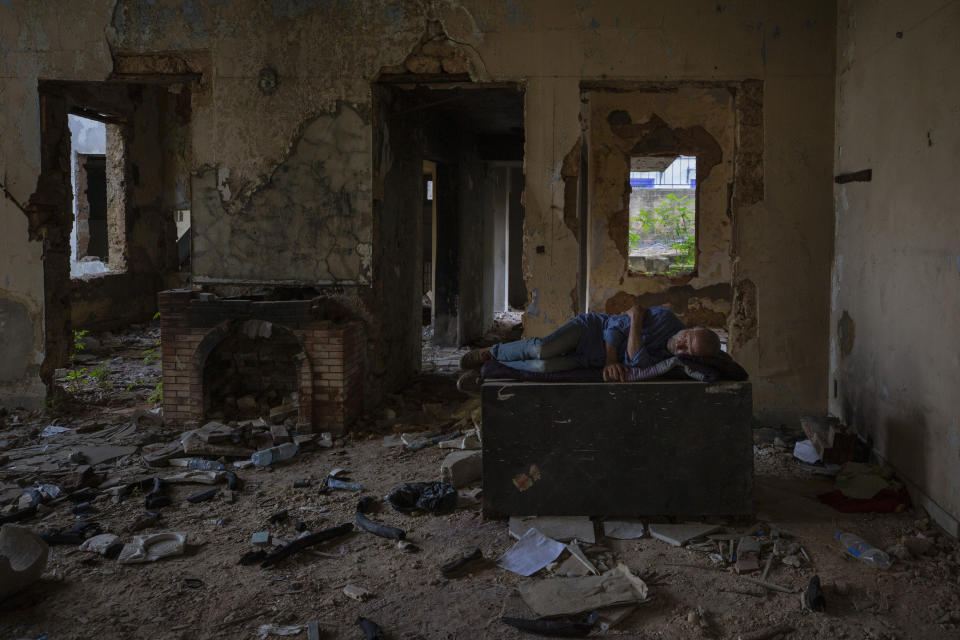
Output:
[572,307,685,369]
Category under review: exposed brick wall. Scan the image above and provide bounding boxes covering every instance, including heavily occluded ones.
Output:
[158,289,363,433]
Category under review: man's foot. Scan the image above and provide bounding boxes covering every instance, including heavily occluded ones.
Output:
[457,371,483,396]
[459,348,491,370]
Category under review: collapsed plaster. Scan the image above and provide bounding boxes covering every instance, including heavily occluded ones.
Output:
[584,86,738,327]
[192,103,373,285]
[3,1,837,426]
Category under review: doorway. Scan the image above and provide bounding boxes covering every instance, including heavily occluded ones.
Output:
[377,83,525,354]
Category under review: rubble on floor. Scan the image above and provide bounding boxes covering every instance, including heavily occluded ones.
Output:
[1,324,959,638]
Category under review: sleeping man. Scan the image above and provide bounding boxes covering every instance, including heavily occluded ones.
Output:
[458,304,721,388]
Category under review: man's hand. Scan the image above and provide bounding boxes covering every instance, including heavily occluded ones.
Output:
[626,303,645,320]
[603,363,628,382]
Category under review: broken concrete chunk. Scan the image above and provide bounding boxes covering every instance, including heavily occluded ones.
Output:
[603,519,646,540]
[649,523,721,547]
[251,531,271,546]
[509,516,596,544]
[556,541,599,577]
[79,533,120,555]
[736,536,761,574]
[0,524,49,601]
[440,450,482,489]
[437,428,481,450]
[270,405,297,426]
[343,584,373,601]
[163,470,224,485]
[117,532,187,564]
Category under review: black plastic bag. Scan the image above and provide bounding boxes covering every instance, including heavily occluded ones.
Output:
[386,482,457,514]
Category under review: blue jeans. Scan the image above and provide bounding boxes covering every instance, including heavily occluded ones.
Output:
[489,320,582,373]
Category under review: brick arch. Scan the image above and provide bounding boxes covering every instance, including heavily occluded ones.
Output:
[195,319,314,426]
[159,290,363,433]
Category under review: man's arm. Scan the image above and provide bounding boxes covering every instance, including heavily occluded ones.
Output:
[625,304,647,360]
[603,342,627,382]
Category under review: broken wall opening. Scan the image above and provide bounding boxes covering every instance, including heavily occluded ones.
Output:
[582,84,762,343]
[28,78,191,391]
[628,155,698,276]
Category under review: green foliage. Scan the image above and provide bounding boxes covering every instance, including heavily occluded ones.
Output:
[152,311,161,321]
[142,348,160,365]
[61,368,88,392]
[70,329,90,363]
[148,381,163,405]
[88,364,112,389]
[629,193,696,275]
[60,363,112,392]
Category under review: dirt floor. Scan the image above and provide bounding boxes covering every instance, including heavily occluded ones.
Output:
[1,321,959,639]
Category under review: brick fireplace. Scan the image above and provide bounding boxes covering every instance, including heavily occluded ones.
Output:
[158,290,363,433]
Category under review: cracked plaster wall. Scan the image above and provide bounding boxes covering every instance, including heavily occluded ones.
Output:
[0,1,116,407]
[831,0,960,532]
[4,0,836,415]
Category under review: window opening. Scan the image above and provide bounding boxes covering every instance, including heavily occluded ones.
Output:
[69,113,126,278]
[628,155,696,276]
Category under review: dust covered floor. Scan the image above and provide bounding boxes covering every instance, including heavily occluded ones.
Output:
[1,324,959,639]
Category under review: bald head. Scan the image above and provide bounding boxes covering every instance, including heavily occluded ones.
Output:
[667,327,722,357]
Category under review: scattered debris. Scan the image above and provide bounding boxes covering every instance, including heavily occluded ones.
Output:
[343,584,373,601]
[79,533,120,555]
[238,550,268,566]
[556,541,599,577]
[356,617,386,640]
[0,524,49,601]
[251,532,272,547]
[735,537,761,574]
[251,442,299,467]
[836,531,892,569]
[186,488,219,503]
[439,450,482,488]
[397,540,418,553]
[386,482,457,514]
[325,477,364,492]
[260,523,353,568]
[509,516,596,544]
[602,519,646,540]
[117,532,188,564]
[497,528,566,577]
[502,611,599,637]
[807,575,826,612]
[649,523,721,547]
[440,548,484,578]
[257,624,304,638]
[355,497,406,540]
[518,563,650,618]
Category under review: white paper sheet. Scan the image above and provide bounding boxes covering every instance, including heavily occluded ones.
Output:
[496,527,565,576]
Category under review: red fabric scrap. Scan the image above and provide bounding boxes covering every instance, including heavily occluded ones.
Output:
[817,488,912,513]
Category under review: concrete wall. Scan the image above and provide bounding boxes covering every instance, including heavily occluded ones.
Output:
[2,0,835,417]
[0,2,116,407]
[831,0,960,532]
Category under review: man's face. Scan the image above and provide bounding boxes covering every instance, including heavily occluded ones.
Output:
[668,329,712,356]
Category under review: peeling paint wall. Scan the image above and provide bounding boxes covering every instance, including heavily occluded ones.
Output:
[192,104,373,285]
[0,1,116,407]
[831,0,960,531]
[3,0,835,416]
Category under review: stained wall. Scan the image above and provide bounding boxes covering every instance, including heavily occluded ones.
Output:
[2,1,835,418]
[831,0,960,532]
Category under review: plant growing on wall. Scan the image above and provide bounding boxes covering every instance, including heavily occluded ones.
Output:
[629,193,695,274]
